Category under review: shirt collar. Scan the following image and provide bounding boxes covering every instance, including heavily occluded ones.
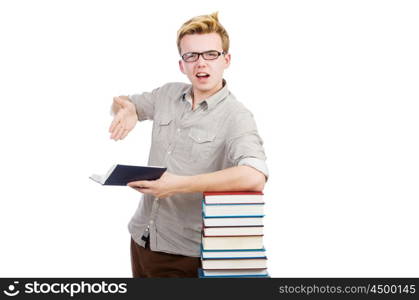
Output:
[182,79,229,110]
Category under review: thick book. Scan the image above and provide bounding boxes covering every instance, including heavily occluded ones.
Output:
[201,248,266,259]
[203,216,264,227]
[89,164,166,186]
[202,235,264,250]
[203,201,264,217]
[198,268,269,278]
[204,191,264,204]
[202,258,267,270]
[203,226,264,236]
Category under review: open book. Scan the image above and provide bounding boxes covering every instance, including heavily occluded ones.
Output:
[89,164,166,186]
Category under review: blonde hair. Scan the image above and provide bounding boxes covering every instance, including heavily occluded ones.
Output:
[176,12,230,55]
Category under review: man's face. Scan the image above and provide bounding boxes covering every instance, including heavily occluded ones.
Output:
[179,33,231,95]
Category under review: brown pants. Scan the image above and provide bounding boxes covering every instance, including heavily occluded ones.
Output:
[130,237,201,278]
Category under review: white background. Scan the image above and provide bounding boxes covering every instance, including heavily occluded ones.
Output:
[0,0,418,277]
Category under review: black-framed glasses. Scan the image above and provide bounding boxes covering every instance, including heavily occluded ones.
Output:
[181,50,225,62]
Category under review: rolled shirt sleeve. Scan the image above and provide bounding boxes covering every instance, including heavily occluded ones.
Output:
[128,86,162,121]
[226,110,269,180]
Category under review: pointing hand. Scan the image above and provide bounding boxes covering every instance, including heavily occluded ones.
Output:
[109,96,137,140]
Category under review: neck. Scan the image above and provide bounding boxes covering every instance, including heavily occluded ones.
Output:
[192,81,224,108]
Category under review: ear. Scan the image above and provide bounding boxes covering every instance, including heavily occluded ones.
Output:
[179,60,186,74]
[224,53,231,69]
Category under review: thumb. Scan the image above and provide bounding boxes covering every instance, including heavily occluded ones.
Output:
[127,180,152,188]
[113,96,128,108]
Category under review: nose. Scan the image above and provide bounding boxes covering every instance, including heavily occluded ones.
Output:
[196,53,207,65]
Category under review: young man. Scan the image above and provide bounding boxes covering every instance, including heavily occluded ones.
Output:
[109,12,268,277]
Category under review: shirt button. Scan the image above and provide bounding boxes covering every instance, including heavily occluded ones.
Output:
[167,151,171,154]
[149,220,154,225]
[177,128,181,132]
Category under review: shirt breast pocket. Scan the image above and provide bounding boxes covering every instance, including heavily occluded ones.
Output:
[188,128,217,162]
[154,117,173,147]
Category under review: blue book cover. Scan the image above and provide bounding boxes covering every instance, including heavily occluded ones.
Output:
[90,164,166,186]
[201,246,267,260]
[198,268,269,278]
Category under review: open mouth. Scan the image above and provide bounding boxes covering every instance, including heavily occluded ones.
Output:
[196,72,210,79]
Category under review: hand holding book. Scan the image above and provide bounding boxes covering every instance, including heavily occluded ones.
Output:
[90,164,190,198]
[127,171,189,199]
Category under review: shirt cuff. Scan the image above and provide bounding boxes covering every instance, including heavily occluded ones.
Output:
[127,94,147,121]
[237,157,269,181]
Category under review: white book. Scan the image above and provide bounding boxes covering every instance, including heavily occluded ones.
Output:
[202,235,264,250]
[204,226,264,236]
[202,258,267,270]
[204,192,264,204]
[203,217,264,227]
[202,249,266,259]
[203,203,264,217]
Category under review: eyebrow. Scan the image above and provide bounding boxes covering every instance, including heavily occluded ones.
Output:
[182,50,222,55]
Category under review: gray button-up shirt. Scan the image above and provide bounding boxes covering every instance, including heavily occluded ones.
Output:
[127,80,269,257]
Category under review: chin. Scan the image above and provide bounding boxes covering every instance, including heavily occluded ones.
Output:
[194,80,217,90]
[196,85,216,94]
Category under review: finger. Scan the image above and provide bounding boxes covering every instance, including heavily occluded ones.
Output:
[130,186,150,194]
[130,186,153,194]
[112,124,125,140]
[109,115,121,133]
[109,120,119,134]
[110,123,121,140]
[115,124,127,140]
[120,129,130,140]
[113,96,123,105]
[138,188,153,195]
[128,180,152,188]
[127,181,145,188]
[114,96,129,108]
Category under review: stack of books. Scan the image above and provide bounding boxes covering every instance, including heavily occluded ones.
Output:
[198,191,269,278]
